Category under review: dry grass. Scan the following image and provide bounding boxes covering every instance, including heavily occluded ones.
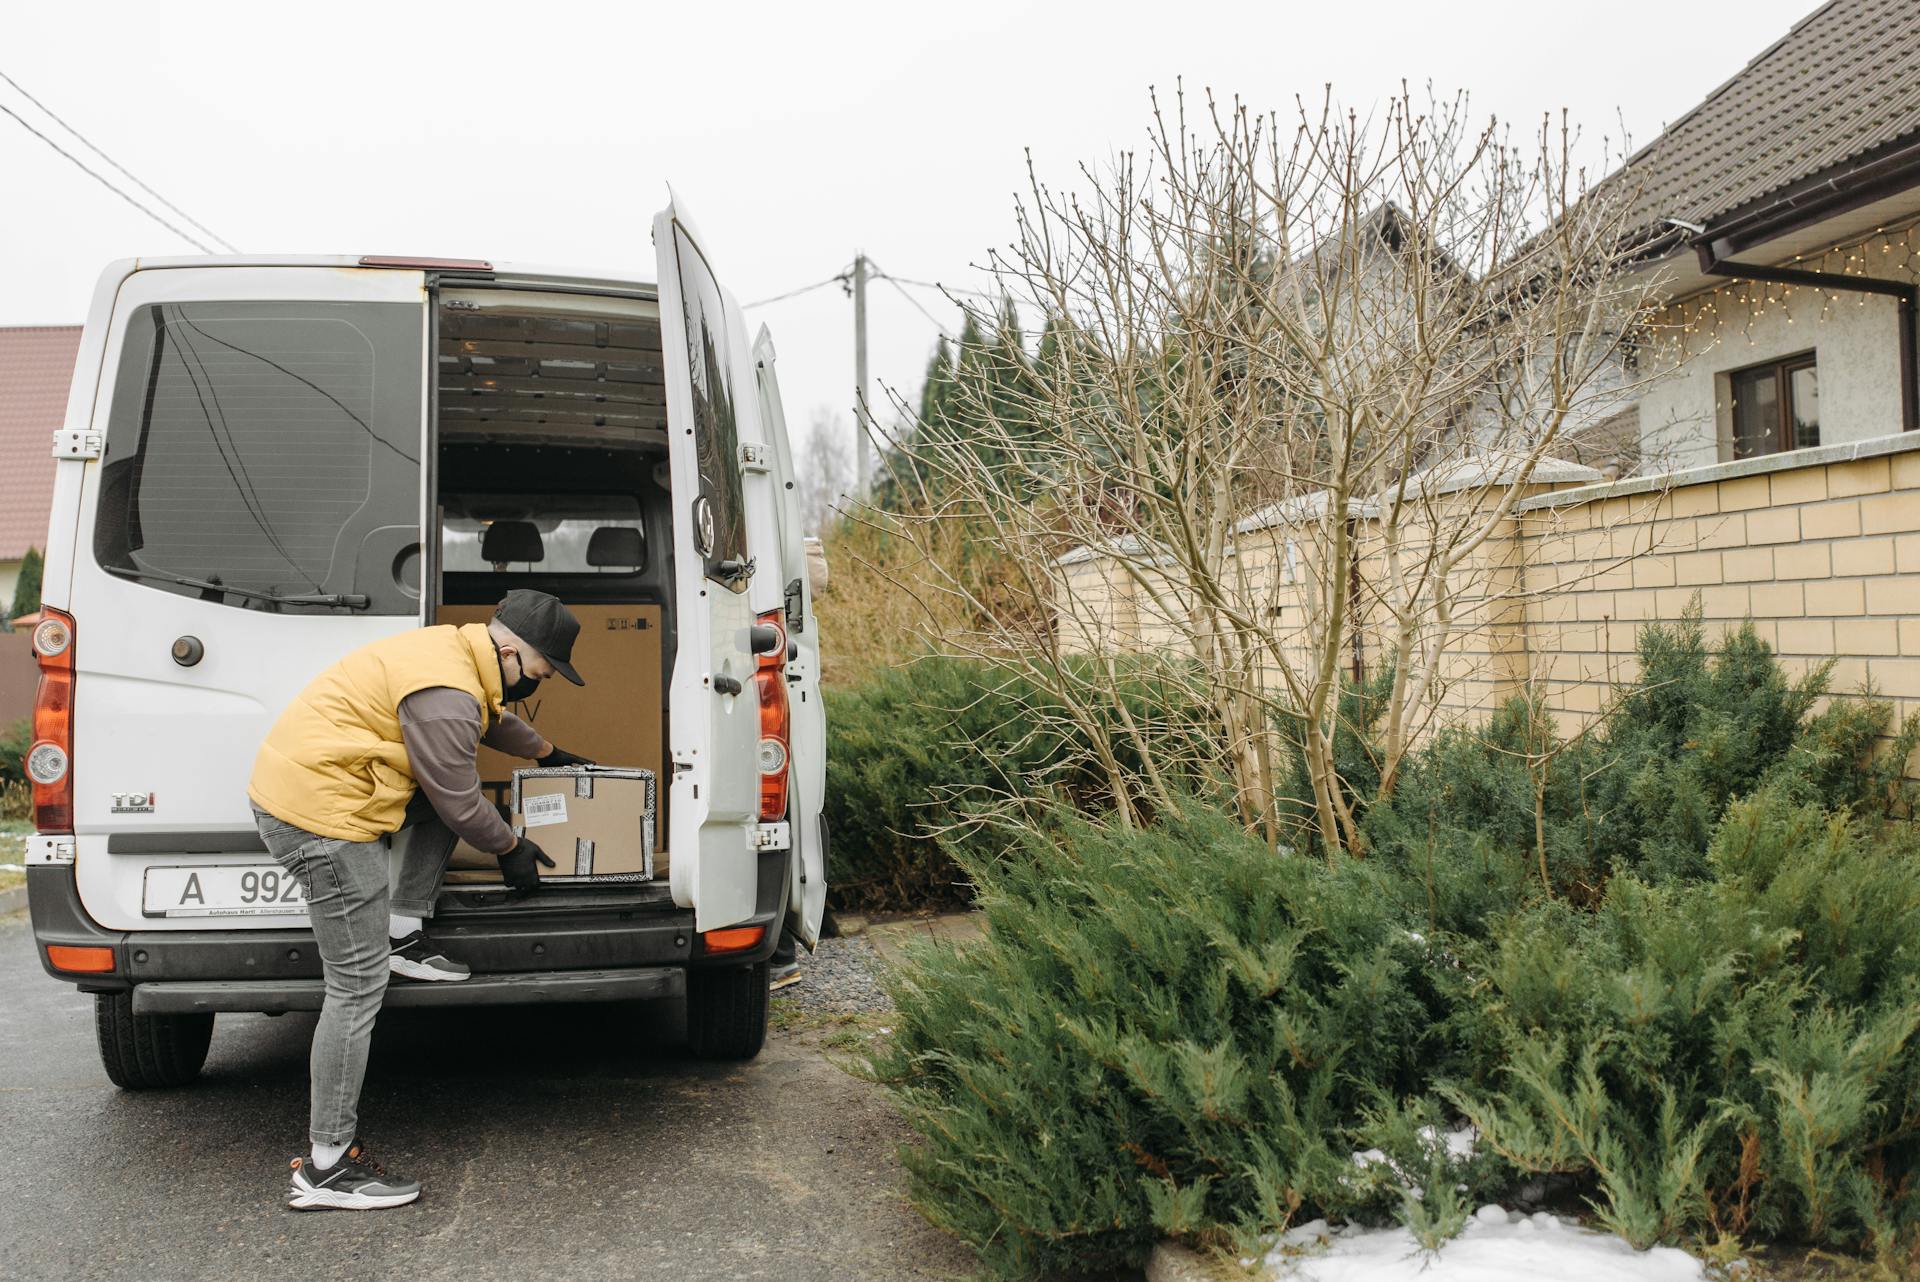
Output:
[0,779,29,823]
[0,818,27,891]
[815,511,984,685]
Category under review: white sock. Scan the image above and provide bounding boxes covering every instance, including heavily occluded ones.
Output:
[389,913,423,940]
[311,1140,349,1171]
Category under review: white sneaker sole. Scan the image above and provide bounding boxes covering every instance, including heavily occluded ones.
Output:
[389,955,470,982]
[288,1184,421,1211]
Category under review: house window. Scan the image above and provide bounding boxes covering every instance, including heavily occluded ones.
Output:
[1730,353,1818,460]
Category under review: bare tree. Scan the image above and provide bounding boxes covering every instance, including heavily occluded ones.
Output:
[796,407,853,534]
[876,85,1674,856]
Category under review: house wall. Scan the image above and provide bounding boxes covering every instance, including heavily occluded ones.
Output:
[0,629,33,727]
[1639,231,1920,472]
[0,559,19,615]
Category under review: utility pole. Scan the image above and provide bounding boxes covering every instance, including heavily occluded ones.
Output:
[851,252,871,495]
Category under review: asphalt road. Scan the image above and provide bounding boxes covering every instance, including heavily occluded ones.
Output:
[0,909,976,1282]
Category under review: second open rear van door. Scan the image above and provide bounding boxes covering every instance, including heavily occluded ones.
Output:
[749,328,826,948]
[654,200,761,932]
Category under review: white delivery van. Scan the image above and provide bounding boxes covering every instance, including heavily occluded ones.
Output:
[23,199,829,1087]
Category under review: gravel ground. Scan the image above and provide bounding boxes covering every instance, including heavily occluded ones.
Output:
[780,934,897,1017]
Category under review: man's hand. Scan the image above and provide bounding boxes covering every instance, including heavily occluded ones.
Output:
[538,745,595,769]
[498,836,556,889]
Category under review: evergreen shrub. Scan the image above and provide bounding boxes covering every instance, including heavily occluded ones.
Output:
[876,615,1920,1277]
[1364,613,1919,909]
[822,654,1218,912]
[0,718,28,787]
[1449,790,1920,1251]
[8,547,41,621]
[869,804,1505,1278]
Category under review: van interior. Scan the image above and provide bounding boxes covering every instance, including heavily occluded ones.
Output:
[428,289,676,894]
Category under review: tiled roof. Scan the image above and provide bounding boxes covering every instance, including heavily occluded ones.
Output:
[1618,0,1920,233]
[0,326,81,561]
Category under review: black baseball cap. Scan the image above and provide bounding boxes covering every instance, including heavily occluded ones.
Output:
[493,589,585,686]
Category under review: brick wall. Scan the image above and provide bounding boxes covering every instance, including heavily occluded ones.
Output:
[1513,434,1920,739]
[1050,432,1920,767]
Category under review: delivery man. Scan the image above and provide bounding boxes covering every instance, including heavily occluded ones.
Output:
[247,589,590,1211]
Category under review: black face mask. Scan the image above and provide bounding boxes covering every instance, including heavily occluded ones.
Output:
[499,648,542,702]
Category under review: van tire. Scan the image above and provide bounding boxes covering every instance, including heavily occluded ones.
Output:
[686,962,768,1060]
[95,993,214,1089]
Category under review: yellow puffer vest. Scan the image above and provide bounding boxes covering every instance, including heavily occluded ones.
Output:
[248,623,506,841]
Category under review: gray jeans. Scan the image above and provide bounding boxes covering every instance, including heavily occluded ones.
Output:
[251,801,458,1146]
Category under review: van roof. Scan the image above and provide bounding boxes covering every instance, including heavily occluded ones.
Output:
[125,255,660,294]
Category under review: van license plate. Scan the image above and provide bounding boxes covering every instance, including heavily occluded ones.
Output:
[142,865,308,918]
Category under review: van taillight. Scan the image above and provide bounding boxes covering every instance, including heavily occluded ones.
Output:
[28,608,75,833]
[753,609,790,822]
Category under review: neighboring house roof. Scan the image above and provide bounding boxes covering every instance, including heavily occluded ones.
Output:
[1053,535,1165,567]
[1401,452,1604,497]
[1551,406,1641,479]
[1618,0,1920,242]
[0,326,81,562]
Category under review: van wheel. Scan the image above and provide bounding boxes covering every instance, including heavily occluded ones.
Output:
[686,962,768,1060]
[94,992,213,1089]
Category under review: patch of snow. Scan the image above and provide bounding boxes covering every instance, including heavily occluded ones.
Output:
[1264,1208,1705,1282]
[1349,1124,1477,1191]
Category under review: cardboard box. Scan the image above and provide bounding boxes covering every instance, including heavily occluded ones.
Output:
[436,602,667,852]
[512,765,658,882]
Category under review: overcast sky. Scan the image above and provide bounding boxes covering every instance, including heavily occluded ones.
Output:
[4,0,1815,477]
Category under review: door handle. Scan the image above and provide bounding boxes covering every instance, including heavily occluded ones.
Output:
[712,675,743,696]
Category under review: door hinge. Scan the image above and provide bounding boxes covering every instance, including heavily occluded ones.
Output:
[52,428,102,460]
[26,834,76,865]
[738,442,770,473]
[750,822,791,852]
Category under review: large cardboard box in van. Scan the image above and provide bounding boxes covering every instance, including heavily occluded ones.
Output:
[513,766,658,882]
[437,602,667,854]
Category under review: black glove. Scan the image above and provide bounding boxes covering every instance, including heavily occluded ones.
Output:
[498,836,555,889]
[538,745,595,769]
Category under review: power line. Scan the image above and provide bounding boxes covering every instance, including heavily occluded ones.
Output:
[0,98,214,253]
[867,259,955,339]
[0,67,237,252]
[743,268,852,310]
[866,269,999,302]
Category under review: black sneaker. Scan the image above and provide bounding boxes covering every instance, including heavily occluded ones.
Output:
[288,1143,421,1211]
[389,931,471,982]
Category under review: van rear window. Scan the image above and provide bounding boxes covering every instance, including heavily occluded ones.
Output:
[669,223,749,592]
[93,301,422,614]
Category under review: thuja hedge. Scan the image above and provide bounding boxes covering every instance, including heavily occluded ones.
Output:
[872,619,1920,1279]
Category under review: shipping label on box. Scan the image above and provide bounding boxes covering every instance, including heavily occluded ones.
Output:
[511,766,657,882]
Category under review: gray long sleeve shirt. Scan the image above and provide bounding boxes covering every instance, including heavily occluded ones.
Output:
[398,687,546,855]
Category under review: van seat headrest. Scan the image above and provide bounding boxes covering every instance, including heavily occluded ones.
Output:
[481,520,544,565]
[586,526,645,569]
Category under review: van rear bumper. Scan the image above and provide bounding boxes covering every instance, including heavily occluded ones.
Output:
[133,966,683,1014]
[29,851,787,999]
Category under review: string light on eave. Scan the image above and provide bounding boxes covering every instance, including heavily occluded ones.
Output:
[1664,218,1920,351]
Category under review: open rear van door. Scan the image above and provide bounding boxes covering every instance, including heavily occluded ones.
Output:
[654,200,761,932]
[750,329,826,948]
